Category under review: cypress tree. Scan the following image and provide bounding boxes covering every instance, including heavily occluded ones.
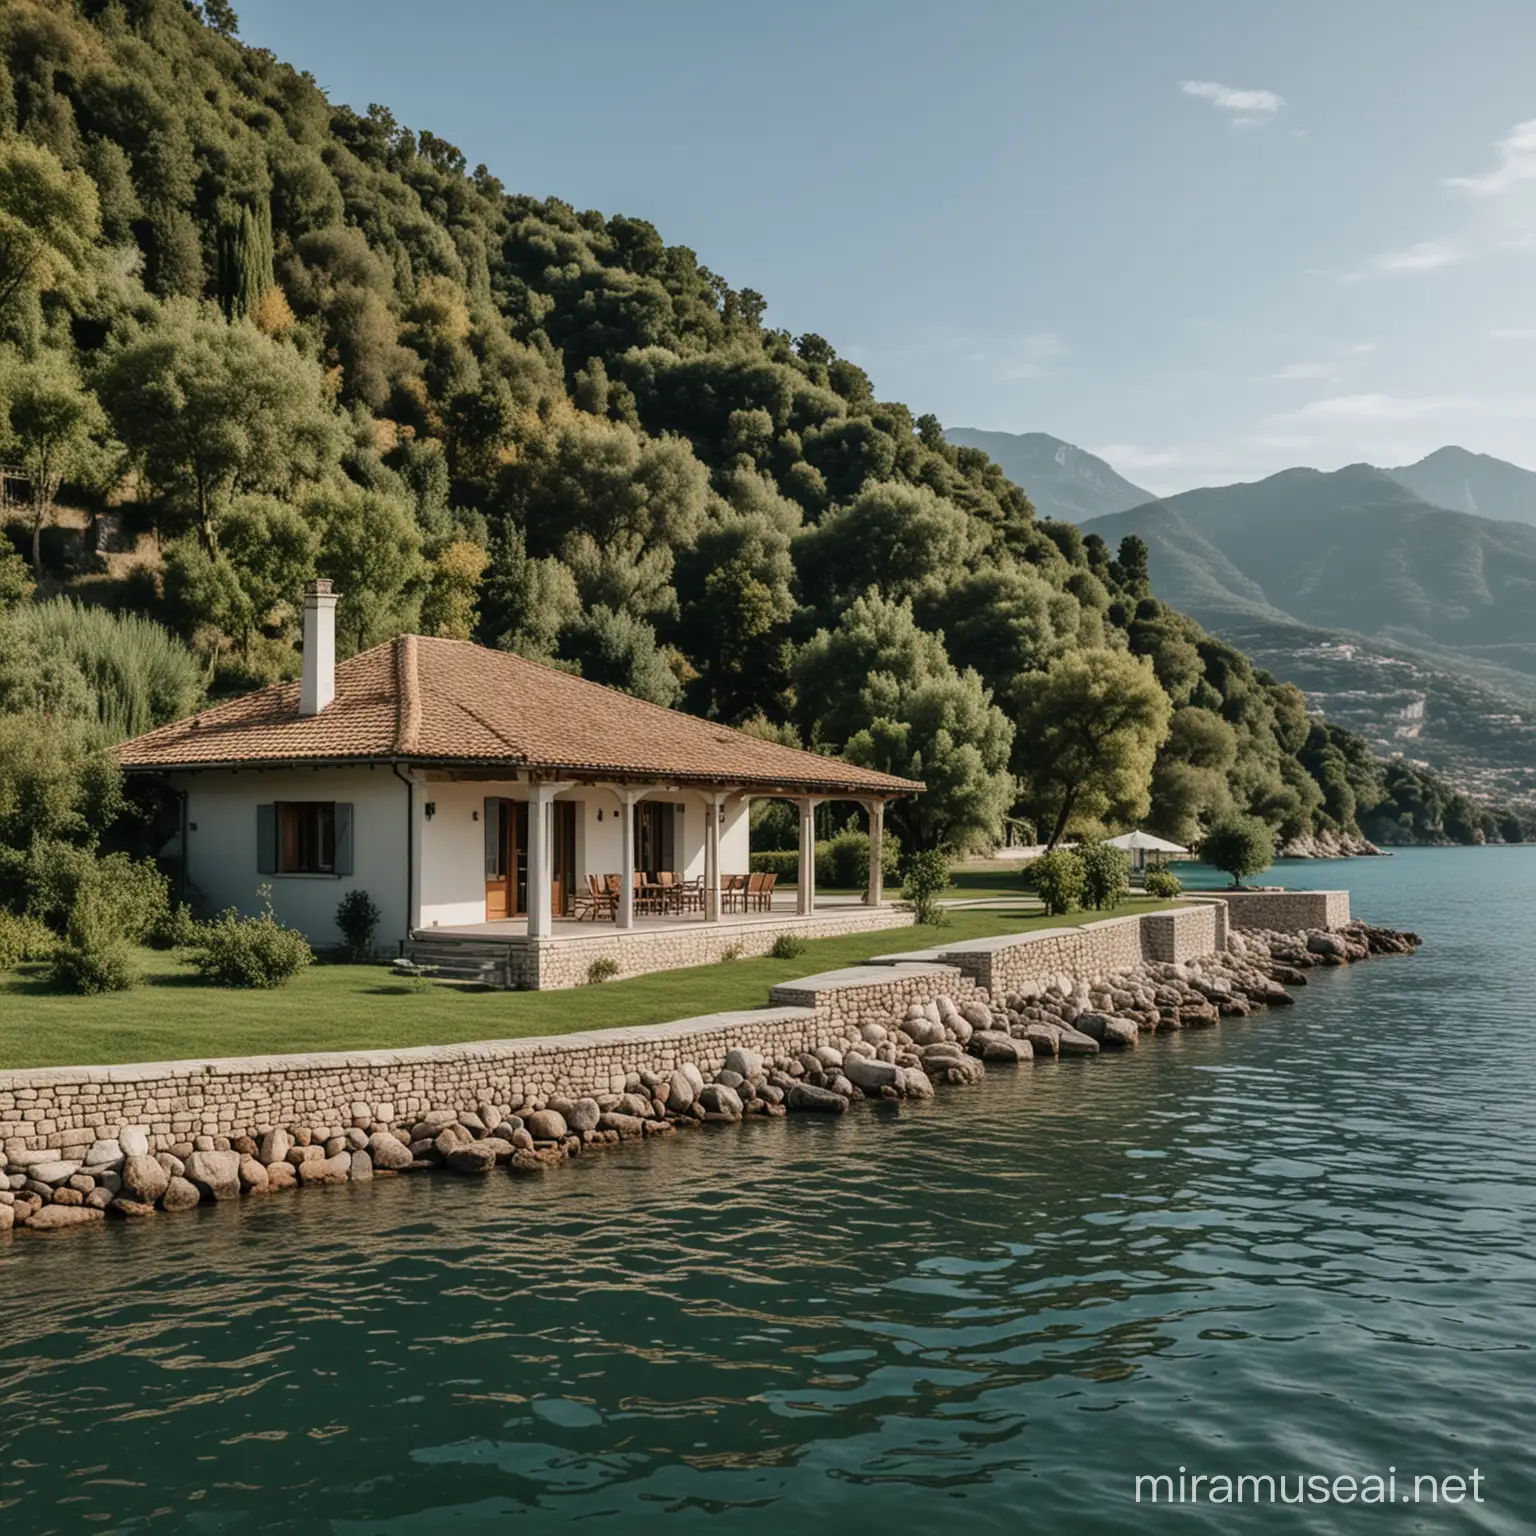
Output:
[216,200,273,319]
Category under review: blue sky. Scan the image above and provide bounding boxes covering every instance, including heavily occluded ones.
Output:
[240,0,1536,494]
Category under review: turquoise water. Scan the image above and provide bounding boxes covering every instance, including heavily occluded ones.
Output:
[2,847,1532,1533]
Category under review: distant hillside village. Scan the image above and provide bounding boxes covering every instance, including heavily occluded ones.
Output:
[0,0,1527,990]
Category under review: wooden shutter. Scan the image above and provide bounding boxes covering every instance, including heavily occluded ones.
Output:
[484,797,499,877]
[256,804,276,875]
[334,803,353,876]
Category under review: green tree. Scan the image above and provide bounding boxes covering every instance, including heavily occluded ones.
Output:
[97,300,343,555]
[1201,814,1276,887]
[420,539,489,641]
[794,592,1014,852]
[794,481,973,615]
[560,604,681,706]
[0,138,100,323]
[1012,648,1173,849]
[0,349,112,577]
[479,527,582,660]
[674,510,794,722]
[216,199,273,320]
[501,413,712,614]
[310,482,426,654]
[164,495,318,659]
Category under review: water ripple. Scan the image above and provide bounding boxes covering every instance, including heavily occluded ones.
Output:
[0,848,1532,1533]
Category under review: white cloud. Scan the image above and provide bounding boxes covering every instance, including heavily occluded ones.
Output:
[1270,361,1334,381]
[1349,120,1536,280]
[1490,327,1536,339]
[1345,239,1465,280]
[1180,80,1285,116]
[1446,119,1536,197]
[1270,393,1467,425]
[1266,343,1375,382]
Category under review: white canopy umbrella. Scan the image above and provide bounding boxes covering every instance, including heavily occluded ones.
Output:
[1106,829,1189,872]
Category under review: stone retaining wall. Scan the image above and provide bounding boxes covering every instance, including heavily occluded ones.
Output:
[0,898,1343,1160]
[0,1008,842,1156]
[768,963,980,1031]
[1143,902,1222,963]
[927,904,1218,995]
[1186,889,1349,933]
[414,906,914,990]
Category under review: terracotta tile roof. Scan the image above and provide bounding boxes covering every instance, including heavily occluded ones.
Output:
[117,636,922,796]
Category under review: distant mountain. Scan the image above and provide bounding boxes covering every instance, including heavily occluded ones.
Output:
[1384,446,1536,528]
[1091,464,1536,665]
[943,429,1153,522]
[1087,464,1536,806]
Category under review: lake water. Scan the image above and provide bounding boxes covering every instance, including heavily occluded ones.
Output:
[2,847,1532,1534]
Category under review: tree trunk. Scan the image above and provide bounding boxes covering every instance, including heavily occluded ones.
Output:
[1044,787,1078,852]
[30,502,43,580]
[197,478,217,558]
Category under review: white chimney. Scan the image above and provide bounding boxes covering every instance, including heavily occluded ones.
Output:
[299,578,337,716]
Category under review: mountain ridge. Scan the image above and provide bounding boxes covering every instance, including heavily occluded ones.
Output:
[942,428,1154,522]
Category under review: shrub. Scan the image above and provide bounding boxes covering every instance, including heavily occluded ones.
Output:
[1079,841,1131,909]
[749,848,800,880]
[719,942,745,962]
[749,832,903,889]
[192,895,313,988]
[1144,866,1183,899]
[1202,815,1276,888]
[0,910,56,968]
[820,828,903,889]
[1030,848,1086,915]
[2,839,96,930]
[769,932,806,960]
[48,937,138,994]
[87,853,171,942]
[336,888,383,959]
[585,955,620,985]
[148,901,203,949]
[900,848,951,925]
[46,884,138,994]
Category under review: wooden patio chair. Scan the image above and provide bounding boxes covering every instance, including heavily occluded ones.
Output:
[758,871,778,911]
[745,872,767,912]
[654,869,679,915]
[572,873,616,922]
[633,870,662,916]
[675,872,704,914]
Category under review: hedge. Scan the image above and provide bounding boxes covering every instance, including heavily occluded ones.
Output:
[749,830,902,888]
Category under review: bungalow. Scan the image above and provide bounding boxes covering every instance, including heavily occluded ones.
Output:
[117,581,922,984]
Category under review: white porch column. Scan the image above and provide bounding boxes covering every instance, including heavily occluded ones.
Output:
[524,781,573,939]
[525,783,552,938]
[864,799,885,907]
[705,791,724,923]
[797,797,820,916]
[617,788,641,930]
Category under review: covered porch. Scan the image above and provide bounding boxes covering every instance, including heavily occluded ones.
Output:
[413,770,894,941]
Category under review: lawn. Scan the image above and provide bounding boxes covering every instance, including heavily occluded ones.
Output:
[0,900,1175,1071]
[818,862,1037,905]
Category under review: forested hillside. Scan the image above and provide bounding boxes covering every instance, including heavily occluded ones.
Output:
[0,0,1525,885]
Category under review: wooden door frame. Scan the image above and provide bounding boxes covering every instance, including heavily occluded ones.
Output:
[484,797,530,921]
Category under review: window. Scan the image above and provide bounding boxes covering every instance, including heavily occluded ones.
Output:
[279,802,335,873]
[258,802,353,876]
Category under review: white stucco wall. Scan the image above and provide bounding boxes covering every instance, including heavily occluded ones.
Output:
[176,765,413,950]
[178,770,773,942]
